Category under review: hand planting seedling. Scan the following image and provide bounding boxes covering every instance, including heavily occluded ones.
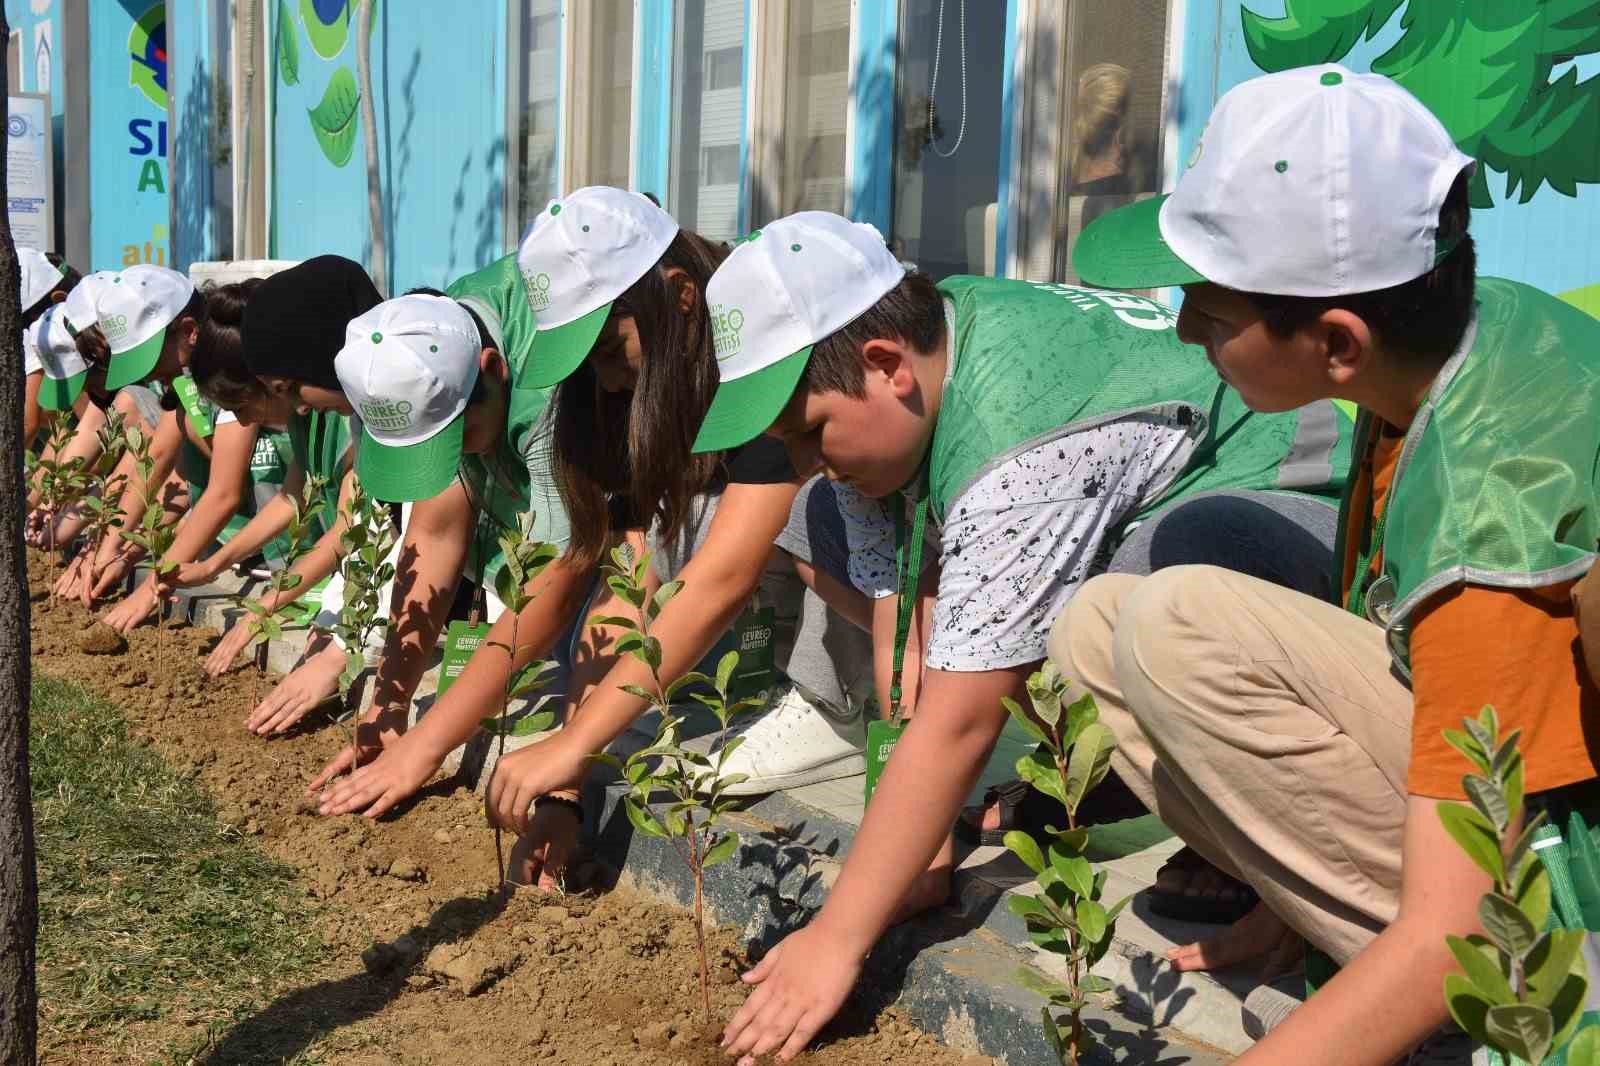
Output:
[589,542,764,1022]
[118,423,180,696]
[73,410,132,599]
[229,473,329,701]
[28,415,91,596]
[1000,662,1127,1066]
[317,481,398,774]
[477,510,562,888]
[1439,706,1600,1066]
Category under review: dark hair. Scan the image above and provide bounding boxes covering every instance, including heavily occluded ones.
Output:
[798,270,947,398]
[23,253,83,328]
[74,324,110,368]
[244,255,382,389]
[1240,171,1477,366]
[191,278,265,410]
[550,228,730,567]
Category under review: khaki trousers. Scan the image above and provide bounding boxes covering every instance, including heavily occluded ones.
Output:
[1048,565,1414,964]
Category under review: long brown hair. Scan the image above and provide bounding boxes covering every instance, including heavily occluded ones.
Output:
[550,228,729,567]
[191,279,266,410]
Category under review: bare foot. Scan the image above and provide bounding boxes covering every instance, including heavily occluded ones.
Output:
[1166,901,1303,978]
[246,641,344,735]
[508,800,582,891]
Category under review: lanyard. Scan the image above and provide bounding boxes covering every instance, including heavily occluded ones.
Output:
[1344,413,1394,621]
[888,478,930,723]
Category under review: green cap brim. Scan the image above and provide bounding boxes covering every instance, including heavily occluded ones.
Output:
[355,411,465,503]
[104,329,165,390]
[520,302,612,389]
[691,346,812,454]
[38,370,86,411]
[1071,195,1208,290]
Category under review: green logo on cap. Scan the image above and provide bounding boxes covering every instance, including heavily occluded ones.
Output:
[711,304,745,361]
[525,272,553,312]
[359,398,415,433]
[101,313,129,343]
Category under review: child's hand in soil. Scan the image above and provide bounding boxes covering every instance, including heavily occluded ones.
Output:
[508,797,582,891]
[313,730,441,818]
[24,510,52,548]
[246,643,344,735]
[484,735,588,836]
[52,554,88,598]
[205,622,255,677]
[721,924,863,1064]
[102,578,159,634]
[87,555,132,606]
[166,560,218,590]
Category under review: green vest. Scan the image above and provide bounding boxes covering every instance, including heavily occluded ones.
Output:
[177,392,294,561]
[286,408,352,539]
[929,277,1352,526]
[444,255,570,586]
[1342,278,1600,677]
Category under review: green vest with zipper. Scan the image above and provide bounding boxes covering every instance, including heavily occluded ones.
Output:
[285,408,351,540]
[928,276,1352,527]
[1338,278,1600,679]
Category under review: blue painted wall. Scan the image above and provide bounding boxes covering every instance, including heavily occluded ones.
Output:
[168,0,217,269]
[5,0,67,251]
[1179,2,1600,311]
[268,0,507,294]
[633,0,673,199]
[89,1,171,271]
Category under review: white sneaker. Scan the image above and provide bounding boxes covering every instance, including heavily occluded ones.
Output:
[683,685,865,795]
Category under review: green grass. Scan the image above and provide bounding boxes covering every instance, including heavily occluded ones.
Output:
[31,673,324,1060]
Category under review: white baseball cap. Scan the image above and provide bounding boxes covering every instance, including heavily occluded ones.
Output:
[1073,64,1475,296]
[97,264,197,389]
[691,212,907,453]
[61,270,116,336]
[335,293,484,502]
[515,185,680,388]
[19,247,64,316]
[34,305,88,411]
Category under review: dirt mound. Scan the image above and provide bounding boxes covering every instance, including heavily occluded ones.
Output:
[76,622,127,655]
[28,556,994,1066]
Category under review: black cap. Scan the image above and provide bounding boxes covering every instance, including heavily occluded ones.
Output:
[243,255,382,390]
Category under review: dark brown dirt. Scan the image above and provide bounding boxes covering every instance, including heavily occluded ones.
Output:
[29,553,993,1066]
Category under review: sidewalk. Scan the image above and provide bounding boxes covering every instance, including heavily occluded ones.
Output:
[177,573,1280,1064]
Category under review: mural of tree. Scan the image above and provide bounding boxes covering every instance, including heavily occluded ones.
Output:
[1242,1,1600,207]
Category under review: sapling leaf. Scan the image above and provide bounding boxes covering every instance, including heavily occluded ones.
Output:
[1053,827,1089,855]
[1076,899,1109,945]
[1446,934,1515,1005]
[623,798,668,839]
[1015,966,1070,1001]
[1064,722,1116,815]
[1516,858,1553,932]
[1445,973,1493,1044]
[1549,972,1590,1053]
[715,650,739,695]
[1062,692,1099,750]
[1480,894,1539,959]
[703,833,739,869]
[652,579,685,619]
[1437,802,1505,882]
[1015,750,1068,806]
[1081,973,1115,995]
[1485,1004,1554,1065]
[1050,848,1095,899]
[1002,696,1048,744]
[1526,928,1588,1009]
[1464,775,1510,831]
[1004,830,1047,876]
[508,710,557,737]
[1006,894,1050,922]
[619,684,658,703]
[1565,1027,1600,1066]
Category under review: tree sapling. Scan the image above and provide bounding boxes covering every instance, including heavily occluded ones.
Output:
[117,423,179,696]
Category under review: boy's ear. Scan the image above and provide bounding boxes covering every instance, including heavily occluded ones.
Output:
[1318,309,1375,387]
[664,265,698,317]
[50,290,66,304]
[861,337,916,397]
[479,347,507,382]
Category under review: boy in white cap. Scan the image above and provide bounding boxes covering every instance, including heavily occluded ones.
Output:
[1043,66,1600,1064]
[700,200,1358,1054]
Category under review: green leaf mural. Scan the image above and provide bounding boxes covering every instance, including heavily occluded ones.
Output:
[307,66,360,167]
[277,0,300,86]
[1242,1,1600,207]
[298,0,380,61]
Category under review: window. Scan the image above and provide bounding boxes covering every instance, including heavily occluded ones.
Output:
[516,1,563,233]
[749,0,851,225]
[892,0,1009,279]
[580,0,633,189]
[1054,0,1170,282]
[706,46,742,92]
[667,0,747,241]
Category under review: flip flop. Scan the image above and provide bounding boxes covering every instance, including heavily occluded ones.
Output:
[956,766,1149,847]
[1145,845,1260,925]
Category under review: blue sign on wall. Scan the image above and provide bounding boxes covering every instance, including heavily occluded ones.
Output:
[89,0,171,271]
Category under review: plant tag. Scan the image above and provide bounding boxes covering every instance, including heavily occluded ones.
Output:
[437,620,492,696]
[727,604,777,701]
[171,375,213,437]
[864,719,907,803]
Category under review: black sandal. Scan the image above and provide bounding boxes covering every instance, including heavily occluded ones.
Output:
[1145,846,1260,925]
[956,767,1149,847]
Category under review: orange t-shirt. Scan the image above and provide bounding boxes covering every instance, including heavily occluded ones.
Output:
[1343,426,1600,800]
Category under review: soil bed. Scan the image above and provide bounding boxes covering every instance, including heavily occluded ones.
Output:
[28,553,992,1066]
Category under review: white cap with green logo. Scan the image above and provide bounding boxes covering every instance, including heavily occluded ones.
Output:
[34,305,88,411]
[692,212,907,454]
[97,265,196,389]
[515,185,680,389]
[18,247,64,316]
[334,294,484,503]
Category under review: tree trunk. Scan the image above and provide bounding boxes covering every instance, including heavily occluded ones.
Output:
[355,0,387,296]
[0,7,39,1061]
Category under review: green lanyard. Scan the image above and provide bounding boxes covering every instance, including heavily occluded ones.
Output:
[888,479,930,722]
[1344,414,1395,622]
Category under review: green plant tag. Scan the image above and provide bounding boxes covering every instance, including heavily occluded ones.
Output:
[864,718,907,803]
[437,620,492,696]
[728,605,776,701]
[171,376,214,438]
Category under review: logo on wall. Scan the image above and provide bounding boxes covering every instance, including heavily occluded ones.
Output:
[128,3,168,111]
[7,115,28,138]
[277,0,379,167]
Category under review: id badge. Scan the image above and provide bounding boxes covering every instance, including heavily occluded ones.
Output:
[863,719,907,803]
[726,605,777,702]
[171,375,214,437]
[437,620,492,696]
